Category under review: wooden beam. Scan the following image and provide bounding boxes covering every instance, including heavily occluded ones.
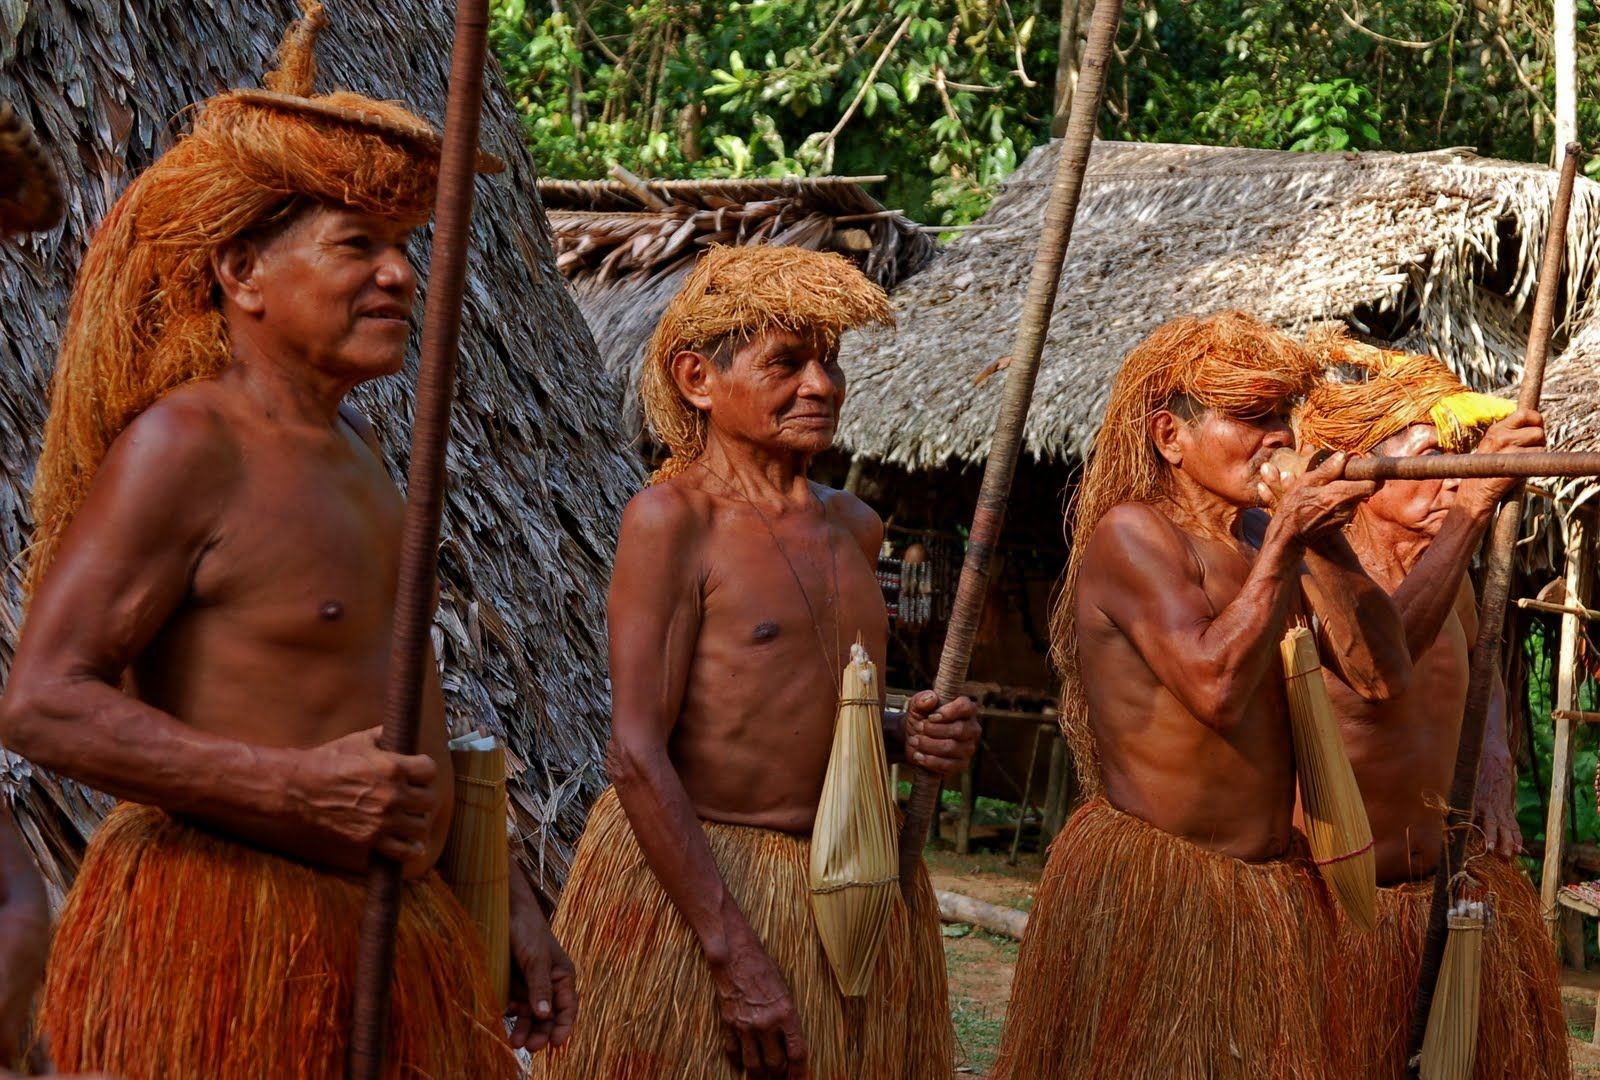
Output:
[1517,597,1600,621]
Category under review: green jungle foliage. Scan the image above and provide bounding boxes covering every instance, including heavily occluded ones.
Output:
[492,0,1598,223]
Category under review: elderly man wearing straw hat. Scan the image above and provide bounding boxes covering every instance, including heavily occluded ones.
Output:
[994,311,1414,1078]
[532,244,980,1080]
[0,6,574,1075]
[1296,332,1568,1078]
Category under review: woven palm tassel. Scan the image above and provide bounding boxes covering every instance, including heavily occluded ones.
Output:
[440,733,510,1005]
[810,639,898,996]
[1281,626,1377,930]
[1418,897,1488,1079]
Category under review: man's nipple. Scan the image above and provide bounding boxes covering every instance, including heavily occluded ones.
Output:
[318,600,345,622]
[752,619,780,643]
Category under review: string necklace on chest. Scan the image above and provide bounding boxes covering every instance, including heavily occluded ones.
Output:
[696,459,843,694]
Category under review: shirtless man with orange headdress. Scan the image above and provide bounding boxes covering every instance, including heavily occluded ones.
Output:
[994,311,1412,1078]
[1297,334,1567,1078]
[0,6,572,1074]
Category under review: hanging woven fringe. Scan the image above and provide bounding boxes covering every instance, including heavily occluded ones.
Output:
[440,733,510,1005]
[1281,625,1377,930]
[810,639,898,996]
[1417,883,1490,1080]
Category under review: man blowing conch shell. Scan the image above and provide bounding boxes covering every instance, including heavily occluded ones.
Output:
[532,244,980,1080]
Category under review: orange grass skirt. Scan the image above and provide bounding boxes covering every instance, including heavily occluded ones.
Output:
[1333,852,1568,1077]
[37,804,517,1079]
[992,797,1339,1080]
[529,787,953,1079]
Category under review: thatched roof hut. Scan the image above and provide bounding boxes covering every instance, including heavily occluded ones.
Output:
[540,175,937,429]
[0,0,641,903]
[835,140,1600,471]
[1540,320,1600,514]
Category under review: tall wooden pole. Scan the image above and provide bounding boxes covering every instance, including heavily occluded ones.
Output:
[1404,143,1582,1074]
[897,0,1125,889]
[346,1,491,1074]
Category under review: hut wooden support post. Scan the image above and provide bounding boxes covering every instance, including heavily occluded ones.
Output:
[1542,511,1591,959]
[1404,144,1582,1073]
[896,0,1127,891]
[347,0,491,1074]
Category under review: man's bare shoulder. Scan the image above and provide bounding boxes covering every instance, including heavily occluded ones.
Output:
[1082,501,1199,576]
[104,384,242,492]
[816,485,882,556]
[619,477,711,549]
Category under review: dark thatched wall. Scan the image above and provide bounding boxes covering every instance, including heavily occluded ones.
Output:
[0,0,641,903]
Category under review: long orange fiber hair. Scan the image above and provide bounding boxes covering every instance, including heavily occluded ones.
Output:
[25,0,441,598]
[1051,311,1320,789]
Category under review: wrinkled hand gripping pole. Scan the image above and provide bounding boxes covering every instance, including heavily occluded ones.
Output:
[896,0,1127,891]
[1403,144,1584,1078]
[346,1,492,1075]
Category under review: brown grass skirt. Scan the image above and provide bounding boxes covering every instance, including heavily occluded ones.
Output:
[38,804,516,1079]
[1332,853,1568,1077]
[992,797,1338,1080]
[529,787,953,1079]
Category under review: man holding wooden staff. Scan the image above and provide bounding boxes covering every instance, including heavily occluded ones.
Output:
[533,244,979,1079]
[0,7,573,1074]
[994,311,1414,1078]
[1295,333,1569,1077]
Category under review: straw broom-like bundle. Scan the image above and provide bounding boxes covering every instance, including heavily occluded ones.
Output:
[1281,626,1377,930]
[1417,894,1488,1079]
[810,640,898,996]
[440,733,510,1005]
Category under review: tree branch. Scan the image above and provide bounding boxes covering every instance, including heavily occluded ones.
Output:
[820,15,912,148]
[1338,5,1463,50]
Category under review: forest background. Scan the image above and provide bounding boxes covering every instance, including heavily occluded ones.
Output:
[491,0,1599,850]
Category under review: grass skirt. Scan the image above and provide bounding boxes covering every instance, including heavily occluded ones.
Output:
[38,804,516,1079]
[1332,852,1568,1077]
[992,797,1338,1080]
[530,787,953,1079]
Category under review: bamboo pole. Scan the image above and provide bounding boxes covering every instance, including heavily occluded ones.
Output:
[347,1,491,1074]
[896,0,1126,890]
[1540,513,1590,947]
[1404,143,1583,1074]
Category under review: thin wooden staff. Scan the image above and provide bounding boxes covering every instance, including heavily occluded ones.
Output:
[896,0,1126,890]
[1274,450,1600,482]
[1403,142,1583,1075]
[346,1,491,1074]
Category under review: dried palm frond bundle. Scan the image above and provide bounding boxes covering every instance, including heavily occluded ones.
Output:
[39,804,516,1077]
[809,641,898,997]
[441,733,510,1005]
[1281,625,1377,930]
[1330,852,1568,1077]
[1417,887,1490,1080]
[533,788,952,1079]
[991,797,1337,1079]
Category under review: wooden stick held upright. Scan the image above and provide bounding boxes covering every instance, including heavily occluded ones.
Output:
[1403,143,1583,1074]
[896,0,1126,890]
[347,1,492,1074]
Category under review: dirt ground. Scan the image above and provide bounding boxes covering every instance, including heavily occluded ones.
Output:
[930,834,1600,1077]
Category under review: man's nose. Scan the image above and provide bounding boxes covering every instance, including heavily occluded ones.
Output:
[798,360,838,397]
[377,249,417,296]
[1262,424,1294,452]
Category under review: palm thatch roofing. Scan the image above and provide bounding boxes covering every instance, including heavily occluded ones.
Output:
[834,140,1600,471]
[0,0,641,905]
[1540,319,1600,515]
[540,175,937,426]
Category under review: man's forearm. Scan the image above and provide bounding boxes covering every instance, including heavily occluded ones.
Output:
[1392,505,1494,658]
[1,678,364,871]
[610,739,755,969]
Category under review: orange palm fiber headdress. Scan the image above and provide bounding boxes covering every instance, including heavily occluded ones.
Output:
[1050,311,1321,789]
[1297,328,1513,456]
[639,244,894,484]
[25,0,497,599]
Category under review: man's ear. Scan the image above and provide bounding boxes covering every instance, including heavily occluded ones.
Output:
[670,349,716,413]
[211,237,266,316]
[1149,409,1187,467]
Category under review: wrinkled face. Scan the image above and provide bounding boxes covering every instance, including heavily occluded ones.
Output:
[240,204,419,379]
[1362,423,1456,538]
[700,327,846,456]
[1157,399,1297,507]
